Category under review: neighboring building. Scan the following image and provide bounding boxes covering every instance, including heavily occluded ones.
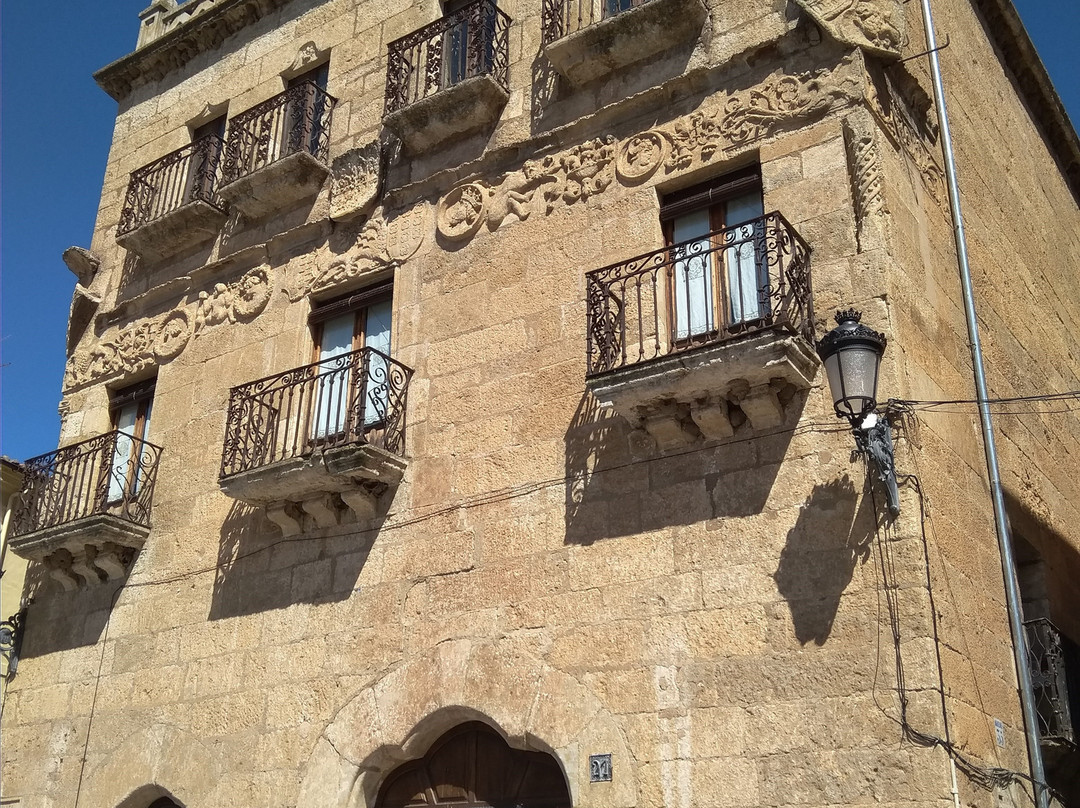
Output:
[2,0,1078,806]
[1,457,28,694]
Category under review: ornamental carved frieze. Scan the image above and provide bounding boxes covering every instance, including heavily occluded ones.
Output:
[794,0,906,58]
[64,267,273,391]
[865,68,946,207]
[434,63,860,244]
[289,203,429,300]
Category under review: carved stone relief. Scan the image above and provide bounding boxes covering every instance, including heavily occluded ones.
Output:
[843,115,889,252]
[795,0,906,58]
[436,183,487,242]
[330,142,381,222]
[65,266,273,391]
[865,69,946,207]
[435,63,861,245]
[289,203,430,301]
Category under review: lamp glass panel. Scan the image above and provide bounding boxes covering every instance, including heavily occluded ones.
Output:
[837,346,880,408]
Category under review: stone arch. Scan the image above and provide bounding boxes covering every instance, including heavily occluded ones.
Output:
[377,720,571,807]
[297,638,637,808]
[86,723,219,808]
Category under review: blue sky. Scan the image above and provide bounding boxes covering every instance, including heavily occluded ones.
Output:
[1,1,1078,462]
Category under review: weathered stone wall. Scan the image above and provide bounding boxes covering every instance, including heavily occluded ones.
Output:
[3,0,1078,806]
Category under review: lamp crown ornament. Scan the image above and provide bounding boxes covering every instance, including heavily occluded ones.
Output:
[817,309,887,360]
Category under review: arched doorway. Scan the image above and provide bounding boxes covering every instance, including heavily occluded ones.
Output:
[377,722,572,808]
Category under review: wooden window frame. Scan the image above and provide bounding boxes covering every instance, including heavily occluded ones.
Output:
[660,166,764,343]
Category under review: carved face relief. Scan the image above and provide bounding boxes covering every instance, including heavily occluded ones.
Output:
[437,184,487,242]
[616,132,666,183]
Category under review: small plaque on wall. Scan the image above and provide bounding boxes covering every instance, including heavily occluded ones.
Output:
[589,754,612,783]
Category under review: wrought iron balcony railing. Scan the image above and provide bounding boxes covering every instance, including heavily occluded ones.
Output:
[220,81,336,185]
[542,0,651,44]
[10,431,163,538]
[585,212,813,376]
[117,135,226,236]
[1026,618,1076,743]
[384,0,510,116]
[220,346,413,479]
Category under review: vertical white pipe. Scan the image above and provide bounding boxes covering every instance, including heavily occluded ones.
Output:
[915,2,1049,805]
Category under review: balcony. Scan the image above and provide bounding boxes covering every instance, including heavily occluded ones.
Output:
[1026,618,1076,744]
[585,213,817,450]
[219,347,413,534]
[541,0,708,86]
[217,81,336,219]
[115,135,228,260]
[383,0,510,153]
[7,432,163,589]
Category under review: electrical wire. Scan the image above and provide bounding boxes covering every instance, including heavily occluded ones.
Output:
[860,444,1063,802]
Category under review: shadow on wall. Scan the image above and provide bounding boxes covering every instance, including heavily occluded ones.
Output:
[15,567,124,655]
[208,499,381,620]
[563,392,804,544]
[773,475,875,645]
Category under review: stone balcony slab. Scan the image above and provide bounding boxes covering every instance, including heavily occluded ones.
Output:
[217,150,330,220]
[219,443,407,534]
[116,199,227,259]
[8,515,147,590]
[383,74,509,154]
[587,331,819,450]
[543,0,708,87]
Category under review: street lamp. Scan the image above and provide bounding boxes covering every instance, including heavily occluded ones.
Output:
[817,309,900,516]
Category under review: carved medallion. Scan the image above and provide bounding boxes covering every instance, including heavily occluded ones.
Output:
[437,183,487,242]
[616,132,666,183]
[154,311,192,361]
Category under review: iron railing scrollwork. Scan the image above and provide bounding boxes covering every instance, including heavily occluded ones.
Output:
[542,0,652,45]
[1025,618,1076,743]
[585,212,813,376]
[117,135,226,235]
[10,431,163,538]
[384,0,510,116]
[221,81,336,185]
[220,346,413,478]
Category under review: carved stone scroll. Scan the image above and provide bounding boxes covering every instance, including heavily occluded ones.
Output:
[330,142,380,222]
[843,114,889,252]
[65,266,273,391]
[865,68,946,207]
[794,0,906,58]
[431,61,861,244]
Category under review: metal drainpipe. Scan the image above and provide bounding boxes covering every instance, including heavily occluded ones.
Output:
[915,1,1048,805]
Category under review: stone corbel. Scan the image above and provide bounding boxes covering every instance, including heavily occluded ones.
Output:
[339,488,378,521]
[731,382,785,430]
[266,501,304,537]
[690,397,735,441]
[45,550,82,591]
[642,404,698,450]
[300,494,339,529]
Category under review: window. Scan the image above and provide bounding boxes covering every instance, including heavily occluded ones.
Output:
[286,62,330,157]
[443,0,496,87]
[660,167,766,341]
[188,115,226,202]
[309,283,393,439]
[108,379,155,504]
[603,0,644,18]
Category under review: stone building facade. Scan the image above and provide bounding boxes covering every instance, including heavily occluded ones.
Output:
[3,0,1079,806]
